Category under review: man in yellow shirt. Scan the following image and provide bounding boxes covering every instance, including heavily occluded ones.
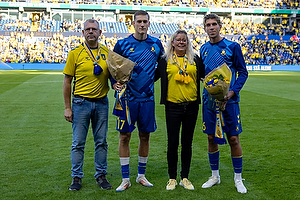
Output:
[63,19,112,191]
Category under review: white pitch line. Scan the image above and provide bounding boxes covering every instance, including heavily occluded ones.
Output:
[0,80,63,84]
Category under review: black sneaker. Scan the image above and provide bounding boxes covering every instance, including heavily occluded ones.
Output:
[69,177,82,191]
[96,175,112,190]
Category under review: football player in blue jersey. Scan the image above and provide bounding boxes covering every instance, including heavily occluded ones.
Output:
[112,10,164,192]
[199,13,248,193]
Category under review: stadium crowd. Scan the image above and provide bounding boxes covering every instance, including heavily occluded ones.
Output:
[61,18,300,36]
[0,0,298,9]
[178,19,299,36]
[1,11,300,65]
[1,29,299,65]
[1,18,299,36]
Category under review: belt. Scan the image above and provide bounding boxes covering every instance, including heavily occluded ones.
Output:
[167,101,195,106]
[74,95,105,102]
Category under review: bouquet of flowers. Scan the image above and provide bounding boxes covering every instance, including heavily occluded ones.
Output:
[204,63,232,101]
[106,50,136,132]
[204,63,232,145]
[106,50,136,85]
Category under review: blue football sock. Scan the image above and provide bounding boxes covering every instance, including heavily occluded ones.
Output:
[120,157,130,179]
[121,164,130,179]
[232,156,243,174]
[138,156,147,176]
[208,150,220,171]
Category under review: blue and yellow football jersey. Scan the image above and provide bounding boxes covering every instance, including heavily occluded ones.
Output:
[113,34,164,102]
[199,38,248,104]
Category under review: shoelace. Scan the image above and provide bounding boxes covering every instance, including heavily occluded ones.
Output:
[168,180,176,185]
[235,179,245,184]
[183,180,191,185]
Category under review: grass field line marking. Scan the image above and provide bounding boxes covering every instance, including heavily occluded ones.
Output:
[243,89,300,102]
[0,80,63,85]
[0,70,63,74]
[248,71,299,76]
[243,77,300,102]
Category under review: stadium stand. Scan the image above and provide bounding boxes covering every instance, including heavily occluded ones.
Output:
[0,0,299,65]
[0,19,299,36]
[99,21,129,33]
[0,20,31,32]
[1,0,298,9]
[1,29,299,65]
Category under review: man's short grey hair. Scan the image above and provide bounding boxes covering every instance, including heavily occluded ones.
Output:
[83,19,99,29]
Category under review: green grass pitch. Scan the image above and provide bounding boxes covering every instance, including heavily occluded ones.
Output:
[0,70,299,200]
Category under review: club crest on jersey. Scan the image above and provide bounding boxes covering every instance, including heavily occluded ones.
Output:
[204,52,207,57]
[130,48,134,52]
[151,46,155,52]
[221,50,226,56]
[101,54,106,60]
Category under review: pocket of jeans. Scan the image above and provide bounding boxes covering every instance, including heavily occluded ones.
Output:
[72,97,84,105]
[101,96,108,104]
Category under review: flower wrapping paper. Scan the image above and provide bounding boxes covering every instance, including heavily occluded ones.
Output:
[204,63,232,101]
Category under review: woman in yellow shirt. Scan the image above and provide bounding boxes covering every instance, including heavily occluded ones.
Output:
[155,29,205,191]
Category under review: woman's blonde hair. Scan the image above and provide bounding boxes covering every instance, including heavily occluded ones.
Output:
[163,29,195,64]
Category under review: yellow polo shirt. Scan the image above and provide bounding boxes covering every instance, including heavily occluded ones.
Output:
[63,43,109,98]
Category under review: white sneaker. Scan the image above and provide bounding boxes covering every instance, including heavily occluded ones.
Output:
[166,179,177,190]
[116,179,131,192]
[136,175,153,187]
[202,176,221,188]
[235,179,247,193]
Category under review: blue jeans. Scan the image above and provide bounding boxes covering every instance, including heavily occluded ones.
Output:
[71,96,109,179]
